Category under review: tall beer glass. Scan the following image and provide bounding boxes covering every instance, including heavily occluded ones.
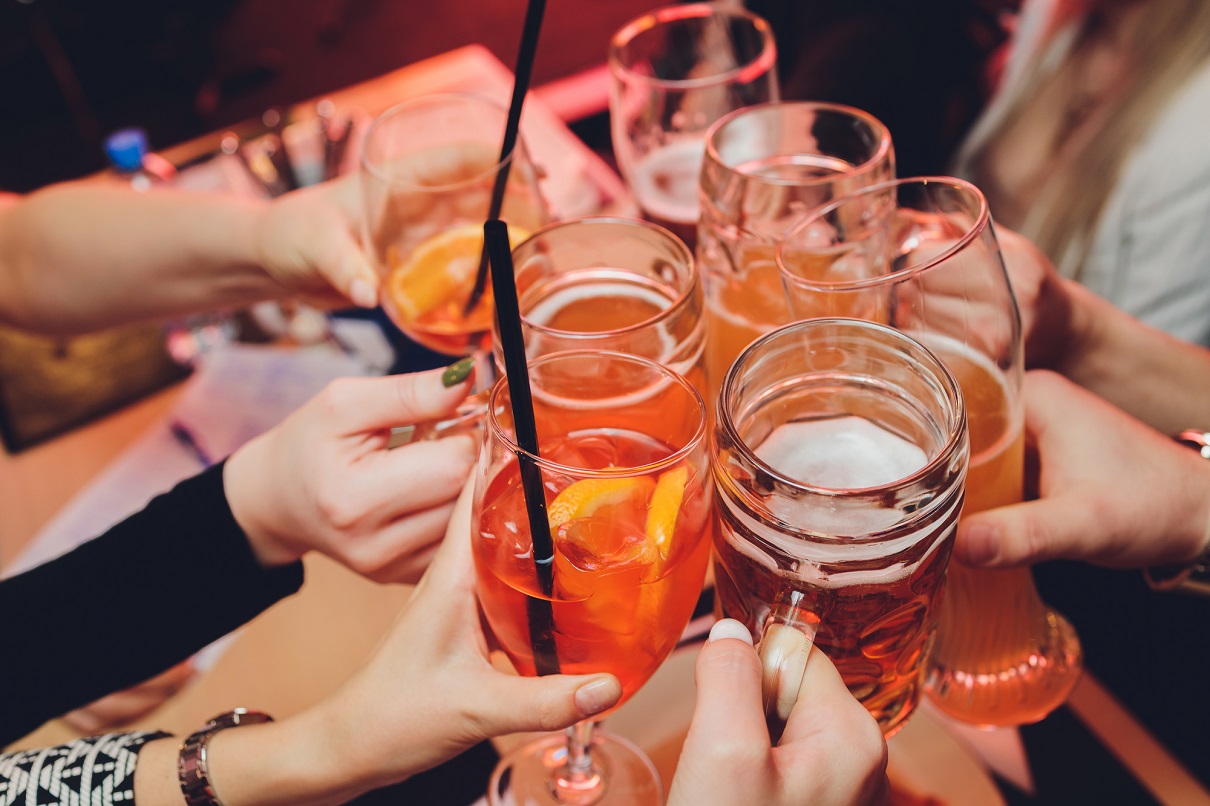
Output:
[777,178,1083,727]
[698,101,894,400]
[714,318,969,737]
[609,2,778,250]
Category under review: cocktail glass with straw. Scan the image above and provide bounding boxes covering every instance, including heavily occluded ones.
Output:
[475,347,711,806]
[776,177,1083,727]
[359,92,548,358]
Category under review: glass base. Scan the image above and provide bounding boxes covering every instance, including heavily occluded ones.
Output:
[488,731,663,806]
[925,608,1083,727]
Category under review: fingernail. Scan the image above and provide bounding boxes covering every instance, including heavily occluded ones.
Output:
[350,277,378,308]
[960,523,999,566]
[441,357,475,388]
[708,618,753,645]
[575,676,621,715]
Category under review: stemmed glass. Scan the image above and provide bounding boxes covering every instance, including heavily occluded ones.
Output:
[697,101,895,399]
[359,92,549,358]
[475,350,711,805]
[777,177,1083,727]
[608,2,778,250]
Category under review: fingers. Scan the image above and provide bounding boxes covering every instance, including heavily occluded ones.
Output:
[338,501,455,583]
[346,435,476,521]
[955,497,1095,568]
[686,620,769,753]
[319,365,475,435]
[293,183,379,308]
[474,673,622,736]
[419,475,478,593]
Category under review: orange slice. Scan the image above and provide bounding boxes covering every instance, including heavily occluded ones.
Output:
[386,223,530,321]
[645,466,688,557]
[547,476,654,530]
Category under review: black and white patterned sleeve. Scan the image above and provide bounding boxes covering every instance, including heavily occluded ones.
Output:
[0,730,170,804]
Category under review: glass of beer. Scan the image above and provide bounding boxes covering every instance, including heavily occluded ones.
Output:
[699,101,894,400]
[360,92,548,356]
[777,177,1083,727]
[713,318,969,737]
[476,350,712,806]
[608,2,778,250]
[500,216,706,393]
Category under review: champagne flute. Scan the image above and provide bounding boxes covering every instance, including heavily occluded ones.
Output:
[475,350,711,806]
[777,177,1083,727]
[608,2,778,250]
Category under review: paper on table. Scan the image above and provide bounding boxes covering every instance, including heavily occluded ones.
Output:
[3,343,372,671]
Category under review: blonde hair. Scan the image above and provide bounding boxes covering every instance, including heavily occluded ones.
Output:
[970,1,1210,278]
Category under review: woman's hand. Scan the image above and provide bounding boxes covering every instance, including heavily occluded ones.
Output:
[252,175,380,309]
[956,370,1210,570]
[669,620,889,806]
[59,661,196,734]
[224,361,478,583]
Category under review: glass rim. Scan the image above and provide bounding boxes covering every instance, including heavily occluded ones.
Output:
[607,2,777,91]
[776,176,990,292]
[511,215,699,339]
[703,100,893,189]
[359,92,517,192]
[717,317,967,509]
[487,349,708,477]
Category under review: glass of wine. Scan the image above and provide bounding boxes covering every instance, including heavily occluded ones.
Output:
[475,350,711,806]
[359,92,549,357]
[608,2,778,250]
[777,177,1083,727]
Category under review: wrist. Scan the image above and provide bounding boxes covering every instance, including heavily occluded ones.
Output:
[224,440,304,568]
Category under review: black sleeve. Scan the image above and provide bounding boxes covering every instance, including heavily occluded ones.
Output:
[0,460,303,746]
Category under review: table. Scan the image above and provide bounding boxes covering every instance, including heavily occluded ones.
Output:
[3,45,1207,806]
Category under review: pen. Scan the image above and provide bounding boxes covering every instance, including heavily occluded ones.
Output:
[169,420,216,468]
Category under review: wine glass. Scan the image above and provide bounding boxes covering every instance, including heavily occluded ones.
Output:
[698,100,895,401]
[475,350,711,806]
[608,2,778,250]
[777,177,1083,727]
[359,92,549,358]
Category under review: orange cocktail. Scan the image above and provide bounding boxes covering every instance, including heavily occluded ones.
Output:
[475,350,710,806]
[360,93,548,356]
[698,102,894,398]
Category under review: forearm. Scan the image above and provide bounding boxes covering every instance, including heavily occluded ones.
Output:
[1059,279,1210,434]
[135,713,373,806]
[0,182,282,335]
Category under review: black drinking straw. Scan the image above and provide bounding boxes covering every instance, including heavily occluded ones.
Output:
[484,220,560,676]
[464,0,547,316]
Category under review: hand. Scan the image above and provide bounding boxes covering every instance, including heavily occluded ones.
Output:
[955,370,1210,569]
[669,620,888,806]
[252,175,380,309]
[60,660,195,734]
[224,361,479,582]
[286,478,625,798]
[996,226,1078,371]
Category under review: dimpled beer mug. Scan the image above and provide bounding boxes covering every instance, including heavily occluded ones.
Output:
[713,318,969,737]
[777,177,1083,727]
[698,101,894,400]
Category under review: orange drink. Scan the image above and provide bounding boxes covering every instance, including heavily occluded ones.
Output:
[699,102,894,397]
[476,350,710,806]
[778,178,1083,728]
[360,93,548,355]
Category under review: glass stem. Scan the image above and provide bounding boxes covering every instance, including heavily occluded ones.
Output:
[553,720,604,804]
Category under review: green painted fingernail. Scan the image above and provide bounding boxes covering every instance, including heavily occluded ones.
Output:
[441,357,475,388]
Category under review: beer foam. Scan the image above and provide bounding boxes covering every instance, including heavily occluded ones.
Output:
[756,416,927,489]
[630,140,704,224]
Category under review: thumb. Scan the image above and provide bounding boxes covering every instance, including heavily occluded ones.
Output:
[474,673,622,736]
[684,620,769,748]
[955,494,1098,568]
[314,219,380,308]
[328,362,476,435]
